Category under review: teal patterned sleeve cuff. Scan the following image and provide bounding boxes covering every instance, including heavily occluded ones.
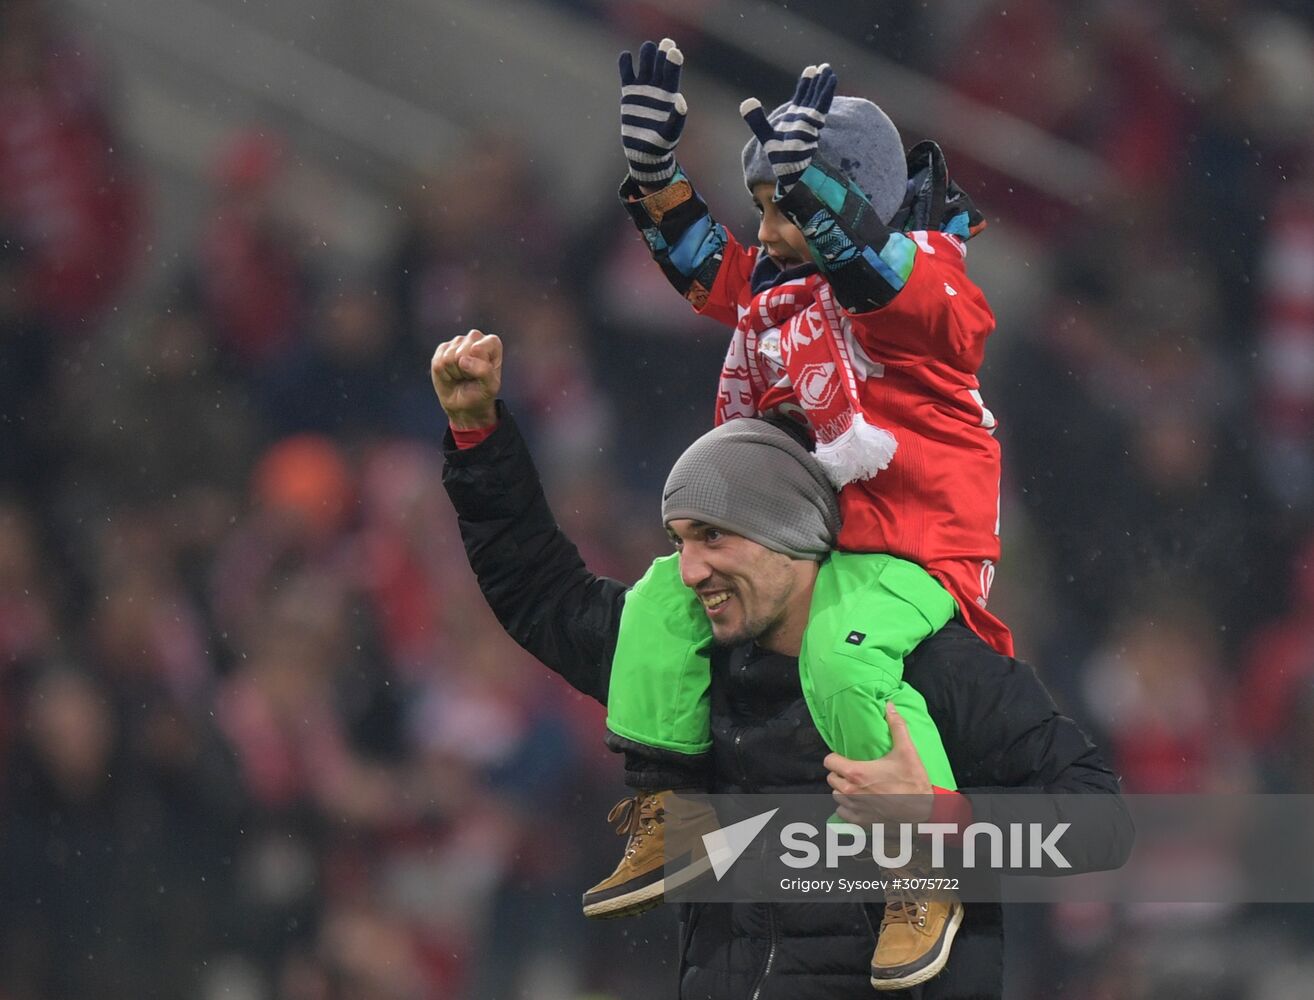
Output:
[775,155,916,312]
[619,167,728,310]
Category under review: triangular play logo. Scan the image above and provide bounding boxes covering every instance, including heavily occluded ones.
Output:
[702,808,780,881]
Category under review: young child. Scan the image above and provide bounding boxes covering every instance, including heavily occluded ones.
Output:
[590,39,1012,990]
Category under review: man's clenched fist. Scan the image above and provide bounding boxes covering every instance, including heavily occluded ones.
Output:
[431,330,502,430]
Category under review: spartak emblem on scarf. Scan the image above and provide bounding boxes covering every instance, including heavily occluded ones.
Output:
[716,275,896,488]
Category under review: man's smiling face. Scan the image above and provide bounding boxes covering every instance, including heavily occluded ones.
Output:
[666,518,813,654]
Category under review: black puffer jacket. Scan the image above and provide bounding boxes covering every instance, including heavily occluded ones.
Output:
[442,407,1130,999]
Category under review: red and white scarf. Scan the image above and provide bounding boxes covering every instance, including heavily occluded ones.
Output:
[715,275,897,488]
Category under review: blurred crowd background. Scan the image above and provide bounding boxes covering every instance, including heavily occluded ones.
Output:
[1,0,1313,997]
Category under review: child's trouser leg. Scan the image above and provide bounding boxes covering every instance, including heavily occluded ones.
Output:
[813,683,963,992]
[605,553,714,755]
[818,680,956,789]
[799,552,963,990]
[611,742,710,792]
[800,551,958,787]
[586,554,717,919]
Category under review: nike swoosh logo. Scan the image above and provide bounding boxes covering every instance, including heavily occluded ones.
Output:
[663,484,688,502]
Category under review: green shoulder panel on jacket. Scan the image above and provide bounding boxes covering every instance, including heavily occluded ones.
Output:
[801,552,955,703]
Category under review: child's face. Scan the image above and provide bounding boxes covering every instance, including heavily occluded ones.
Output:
[752,183,812,269]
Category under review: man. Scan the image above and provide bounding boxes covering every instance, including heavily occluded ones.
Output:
[432,330,1130,998]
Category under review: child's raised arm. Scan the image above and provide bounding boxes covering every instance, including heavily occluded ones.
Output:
[615,38,758,327]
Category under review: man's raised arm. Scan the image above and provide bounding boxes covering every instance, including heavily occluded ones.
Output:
[433,331,627,704]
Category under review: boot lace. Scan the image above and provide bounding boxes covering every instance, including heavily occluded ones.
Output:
[607,793,666,858]
[881,882,930,930]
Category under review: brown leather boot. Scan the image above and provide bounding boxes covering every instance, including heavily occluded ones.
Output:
[869,876,964,990]
[582,790,718,918]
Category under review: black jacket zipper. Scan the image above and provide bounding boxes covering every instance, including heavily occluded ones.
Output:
[733,729,749,789]
[749,904,778,1000]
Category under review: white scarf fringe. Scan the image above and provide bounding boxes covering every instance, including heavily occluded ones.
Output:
[814,412,898,489]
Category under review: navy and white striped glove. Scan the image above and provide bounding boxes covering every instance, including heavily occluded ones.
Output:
[618,38,687,187]
[740,63,838,196]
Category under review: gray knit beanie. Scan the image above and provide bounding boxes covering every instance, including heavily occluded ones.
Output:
[661,419,841,561]
[742,96,907,224]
